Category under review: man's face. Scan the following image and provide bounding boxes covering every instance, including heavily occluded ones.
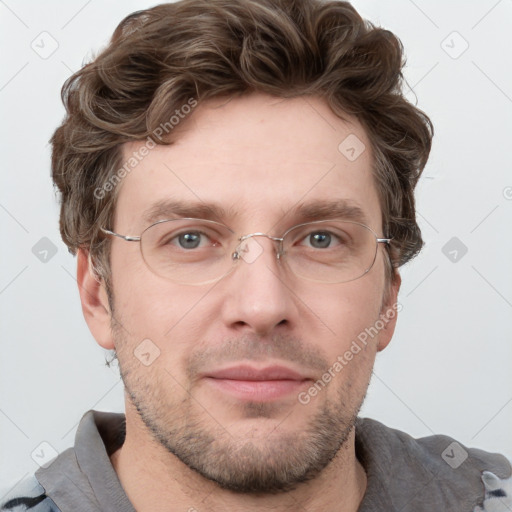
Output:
[105,93,398,492]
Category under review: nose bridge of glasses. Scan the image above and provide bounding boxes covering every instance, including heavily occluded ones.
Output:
[233,232,284,262]
[238,232,283,243]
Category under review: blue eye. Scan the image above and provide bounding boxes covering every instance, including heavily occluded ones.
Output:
[177,232,203,249]
[308,232,332,249]
[299,230,346,249]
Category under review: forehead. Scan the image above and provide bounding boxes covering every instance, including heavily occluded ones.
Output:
[114,93,382,233]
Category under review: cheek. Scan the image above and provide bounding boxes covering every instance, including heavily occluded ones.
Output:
[114,285,193,337]
[300,277,384,355]
[110,270,213,367]
[109,238,219,362]
[110,245,175,333]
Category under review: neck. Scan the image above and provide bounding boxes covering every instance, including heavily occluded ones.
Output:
[110,404,367,512]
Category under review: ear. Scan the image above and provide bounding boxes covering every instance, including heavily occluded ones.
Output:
[76,248,115,350]
[376,271,401,352]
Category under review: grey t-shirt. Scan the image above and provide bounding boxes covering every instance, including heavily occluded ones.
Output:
[1,409,511,511]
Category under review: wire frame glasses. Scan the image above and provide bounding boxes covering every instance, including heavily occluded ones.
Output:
[101,217,391,285]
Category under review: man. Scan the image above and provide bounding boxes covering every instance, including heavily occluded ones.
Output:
[2,0,511,511]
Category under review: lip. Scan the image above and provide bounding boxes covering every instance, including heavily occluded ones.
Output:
[206,365,308,381]
[202,364,312,402]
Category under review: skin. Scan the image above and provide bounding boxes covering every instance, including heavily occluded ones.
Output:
[77,93,400,512]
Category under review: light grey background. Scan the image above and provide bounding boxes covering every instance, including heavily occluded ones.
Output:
[1,0,511,493]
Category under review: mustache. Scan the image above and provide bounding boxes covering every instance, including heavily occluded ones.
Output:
[185,333,329,381]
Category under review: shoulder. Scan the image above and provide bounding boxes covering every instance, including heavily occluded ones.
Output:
[356,417,512,511]
[0,474,60,512]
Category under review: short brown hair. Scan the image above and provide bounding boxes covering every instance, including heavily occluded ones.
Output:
[51,0,433,296]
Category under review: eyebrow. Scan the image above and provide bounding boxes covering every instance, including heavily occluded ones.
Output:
[141,198,370,228]
[293,199,369,225]
[142,199,233,225]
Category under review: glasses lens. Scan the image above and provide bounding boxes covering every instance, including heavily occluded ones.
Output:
[139,219,380,285]
[282,221,379,283]
[140,219,235,284]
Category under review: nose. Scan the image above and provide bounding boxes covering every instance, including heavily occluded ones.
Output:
[219,235,298,336]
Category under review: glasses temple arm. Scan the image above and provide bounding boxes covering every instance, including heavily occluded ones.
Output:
[100,228,141,242]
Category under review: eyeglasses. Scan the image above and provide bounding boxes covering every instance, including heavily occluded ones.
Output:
[100,218,391,285]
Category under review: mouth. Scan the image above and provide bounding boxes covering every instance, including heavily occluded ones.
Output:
[202,364,312,402]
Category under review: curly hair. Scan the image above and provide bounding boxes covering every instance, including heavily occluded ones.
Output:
[51,0,433,299]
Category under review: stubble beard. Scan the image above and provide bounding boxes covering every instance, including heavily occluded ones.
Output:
[116,349,368,494]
